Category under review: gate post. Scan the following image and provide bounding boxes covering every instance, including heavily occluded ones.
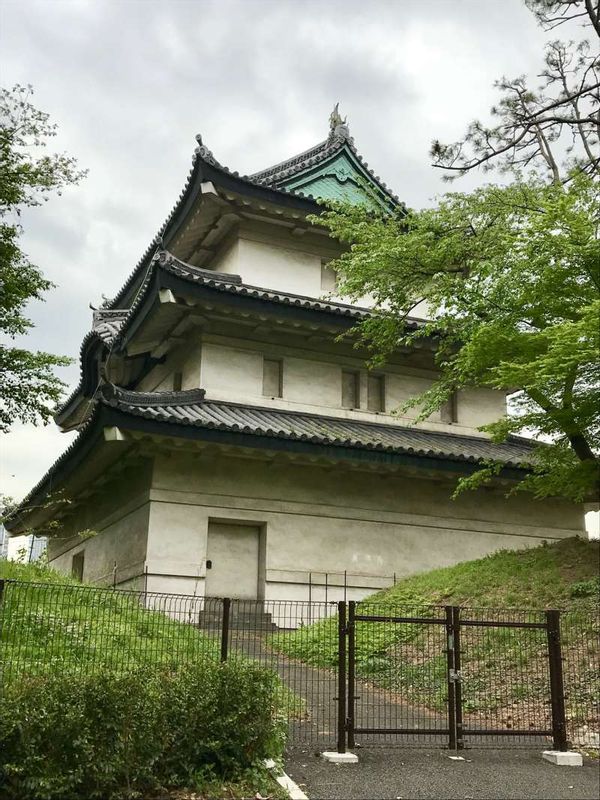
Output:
[546,609,568,751]
[445,606,457,750]
[452,606,464,749]
[220,597,231,662]
[337,601,347,754]
[445,606,464,750]
[347,601,356,749]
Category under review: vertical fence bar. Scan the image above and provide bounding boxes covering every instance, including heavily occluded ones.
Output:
[221,598,231,662]
[445,605,457,750]
[546,609,568,751]
[0,578,4,604]
[337,601,347,754]
[452,606,464,749]
[347,601,356,749]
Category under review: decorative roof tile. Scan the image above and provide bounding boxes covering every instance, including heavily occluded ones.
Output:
[92,309,129,345]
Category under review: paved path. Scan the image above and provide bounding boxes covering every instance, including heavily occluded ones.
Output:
[226,628,598,800]
[285,746,600,800]
[229,630,440,748]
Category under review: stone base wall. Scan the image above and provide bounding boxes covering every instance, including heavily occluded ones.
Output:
[139,450,585,601]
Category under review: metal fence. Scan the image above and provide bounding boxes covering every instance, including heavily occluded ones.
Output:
[344,601,590,751]
[0,579,597,752]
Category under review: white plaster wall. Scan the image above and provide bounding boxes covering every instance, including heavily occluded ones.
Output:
[145,496,208,596]
[144,451,585,601]
[192,340,506,435]
[214,236,322,296]
[136,346,190,392]
[283,357,340,407]
[182,346,202,389]
[213,239,240,276]
[47,503,150,586]
[459,388,507,429]
[200,343,262,396]
[46,462,153,586]
[386,373,439,421]
[211,229,426,314]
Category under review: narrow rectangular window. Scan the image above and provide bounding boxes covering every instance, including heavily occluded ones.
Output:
[263,358,282,398]
[367,374,385,412]
[173,372,183,391]
[440,391,458,424]
[342,370,360,409]
[72,551,85,582]
[320,260,337,292]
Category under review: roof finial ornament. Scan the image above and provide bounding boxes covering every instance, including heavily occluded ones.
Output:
[328,102,350,141]
[194,133,216,165]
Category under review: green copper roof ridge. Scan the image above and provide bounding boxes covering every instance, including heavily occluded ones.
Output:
[278,147,390,209]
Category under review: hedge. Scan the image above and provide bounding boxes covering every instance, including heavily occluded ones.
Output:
[0,660,285,800]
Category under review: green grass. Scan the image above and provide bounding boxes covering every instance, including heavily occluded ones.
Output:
[271,538,600,733]
[0,559,220,676]
[372,536,600,609]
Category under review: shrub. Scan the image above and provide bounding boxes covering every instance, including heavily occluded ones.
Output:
[0,660,285,800]
[570,577,600,600]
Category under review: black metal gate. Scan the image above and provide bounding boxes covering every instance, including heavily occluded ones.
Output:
[336,601,569,753]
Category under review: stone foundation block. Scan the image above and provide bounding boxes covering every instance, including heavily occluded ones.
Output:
[542,750,583,766]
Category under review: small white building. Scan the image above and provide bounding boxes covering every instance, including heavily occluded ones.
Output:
[6,110,585,601]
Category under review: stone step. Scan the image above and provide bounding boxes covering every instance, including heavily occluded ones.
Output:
[197,603,277,631]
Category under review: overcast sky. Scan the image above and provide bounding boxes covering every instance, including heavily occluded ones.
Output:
[0,0,583,505]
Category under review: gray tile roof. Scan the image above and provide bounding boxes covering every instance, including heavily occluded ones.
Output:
[6,387,536,532]
[101,386,536,469]
[56,252,397,425]
[159,252,384,322]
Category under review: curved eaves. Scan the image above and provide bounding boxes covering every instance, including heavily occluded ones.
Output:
[3,411,102,532]
[54,329,107,425]
[108,149,322,313]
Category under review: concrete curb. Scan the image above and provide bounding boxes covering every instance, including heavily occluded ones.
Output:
[265,758,309,799]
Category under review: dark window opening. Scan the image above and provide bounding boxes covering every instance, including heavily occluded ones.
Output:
[441,391,459,424]
[72,551,85,582]
[263,358,283,398]
[342,370,360,409]
[367,374,385,412]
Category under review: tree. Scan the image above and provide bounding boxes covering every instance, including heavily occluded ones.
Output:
[0,84,86,432]
[317,175,599,502]
[315,1,600,502]
[431,0,599,181]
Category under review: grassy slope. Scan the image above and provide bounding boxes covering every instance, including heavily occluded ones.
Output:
[370,536,600,609]
[1,557,303,712]
[0,559,219,675]
[271,538,600,732]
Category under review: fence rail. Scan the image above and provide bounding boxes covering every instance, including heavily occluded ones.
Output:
[0,579,597,751]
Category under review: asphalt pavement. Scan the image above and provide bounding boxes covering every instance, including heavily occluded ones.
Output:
[285,746,600,800]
